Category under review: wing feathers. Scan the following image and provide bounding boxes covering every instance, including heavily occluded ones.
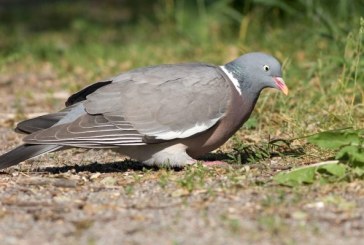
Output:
[21,63,231,148]
[24,113,145,146]
[65,80,112,106]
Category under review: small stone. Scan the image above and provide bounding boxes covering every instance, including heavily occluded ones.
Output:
[90,173,101,180]
[292,211,307,220]
[305,201,325,209]
[171,189,189,197]
[100,176,117,186]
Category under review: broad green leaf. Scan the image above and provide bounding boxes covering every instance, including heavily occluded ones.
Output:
[274,166,316,187]
[336,145,364,166]
[317,163,346,178]
[349,150,364,166]
[308,130,360,150]
[274,162,346,187]
[352,167,364,178]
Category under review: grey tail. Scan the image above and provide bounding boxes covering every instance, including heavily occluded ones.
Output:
[0,144,61,170]
[15,115,62,134]
[15,103,81,134]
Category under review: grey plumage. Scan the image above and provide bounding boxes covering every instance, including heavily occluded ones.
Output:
[0,52,288,170]
[24,64,230,146]
[15,105,79,134]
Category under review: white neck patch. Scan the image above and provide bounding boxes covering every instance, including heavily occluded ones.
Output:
[219,66,241,95]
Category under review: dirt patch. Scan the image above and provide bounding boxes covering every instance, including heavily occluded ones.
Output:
[0,145,363,245]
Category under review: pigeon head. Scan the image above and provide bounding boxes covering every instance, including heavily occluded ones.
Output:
[224,52,288,96]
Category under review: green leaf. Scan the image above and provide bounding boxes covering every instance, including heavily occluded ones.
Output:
[336,145,364,166]
[274,161,346,187]
[352,167,364,178]
[317,163,346,178]
[274,166,316,187]
[308,130,360,150]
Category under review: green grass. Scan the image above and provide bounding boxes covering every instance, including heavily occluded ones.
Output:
[2,1,362,129]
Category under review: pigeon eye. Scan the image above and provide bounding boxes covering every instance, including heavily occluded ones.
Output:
[263,65,270,72]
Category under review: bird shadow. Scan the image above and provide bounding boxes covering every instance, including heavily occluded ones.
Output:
[34,152,233,174]
[31,140,304,174]
[36,160,159,174]
[197,152,231,161]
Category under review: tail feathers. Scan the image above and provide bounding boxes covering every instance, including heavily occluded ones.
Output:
[15,109,70,134]
[15,103,84,134]
[15,115,63,134]
[0,144,61,170]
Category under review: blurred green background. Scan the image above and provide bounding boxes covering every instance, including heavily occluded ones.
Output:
[0,0,363,136]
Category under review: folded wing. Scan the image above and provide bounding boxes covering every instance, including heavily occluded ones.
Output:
[24,64,231,147]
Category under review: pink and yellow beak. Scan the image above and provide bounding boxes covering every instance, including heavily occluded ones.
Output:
[274,77,289,95]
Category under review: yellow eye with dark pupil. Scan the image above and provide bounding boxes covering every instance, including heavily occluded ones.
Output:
[263,65,270,71]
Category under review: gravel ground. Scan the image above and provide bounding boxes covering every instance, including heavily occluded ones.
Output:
[1,68,363,245]
[1,143,363,245]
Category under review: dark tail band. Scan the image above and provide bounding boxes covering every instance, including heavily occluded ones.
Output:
[0,144,61,170]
